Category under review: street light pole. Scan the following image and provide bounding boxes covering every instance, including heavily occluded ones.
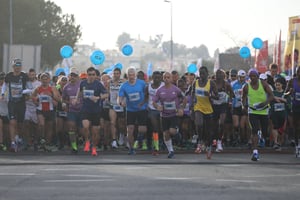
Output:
[9,0,13,45]
[164,0,173,70]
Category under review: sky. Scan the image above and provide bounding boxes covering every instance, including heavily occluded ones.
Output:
[52,0,300,56]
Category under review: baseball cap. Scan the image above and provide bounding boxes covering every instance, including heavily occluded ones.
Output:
[79,72,87,79]
[40,72,50,79]
[248,68,259,76]
[259,73,267,80]
[70,67,79,76]
[12,58,22,67]
[237,70,246,77]
[230,69,238,75]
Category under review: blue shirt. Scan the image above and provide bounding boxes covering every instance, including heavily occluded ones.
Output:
[119,79,147,112]
[231,80,246,108]
[80,80,106,113]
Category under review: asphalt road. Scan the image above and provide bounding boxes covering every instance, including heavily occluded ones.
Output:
[0,153,299,200]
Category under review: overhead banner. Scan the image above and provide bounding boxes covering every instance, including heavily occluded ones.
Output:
[284,15,300,75]
[255,40,268,73]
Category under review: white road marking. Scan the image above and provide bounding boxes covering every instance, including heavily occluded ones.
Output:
[216,179,257,183]
[64,174,112,178]
[154,177,202,180]
[44,179,114,183]
[0,173,35,176]
[243,174,300,178]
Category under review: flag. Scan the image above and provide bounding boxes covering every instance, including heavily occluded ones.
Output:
[255,40,268,73]
[277,30,282,73]
[284,16,300,75]
[273,35,277,64]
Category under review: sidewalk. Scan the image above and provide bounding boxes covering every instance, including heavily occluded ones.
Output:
[0,146,297,166]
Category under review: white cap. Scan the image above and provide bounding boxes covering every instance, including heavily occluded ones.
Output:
[70,67,79,75]
[259,73,267,80]
[237,70,246,77]
[265,71,271,76]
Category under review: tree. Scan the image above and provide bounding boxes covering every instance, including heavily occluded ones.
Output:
[0,0,82,70]
[40,1,81,69]
[116,32,132,50]
[189,45,210,59]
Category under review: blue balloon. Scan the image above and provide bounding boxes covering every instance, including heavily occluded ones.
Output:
[60,45,73,58]
[122,44,133,56]
[103,68,112,73]
[187,63,197,73]
[90,50,105,65]
[252,37,263,49]
[55,68,64,76]
[115,63,123,70]
[147,62,153,76]
[239,46,251,58]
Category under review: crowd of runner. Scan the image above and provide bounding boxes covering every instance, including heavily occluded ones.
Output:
[0,58,300,161]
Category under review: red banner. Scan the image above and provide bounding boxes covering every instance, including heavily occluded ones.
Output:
[255,40,268,73]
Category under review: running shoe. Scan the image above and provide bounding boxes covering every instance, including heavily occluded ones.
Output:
[0,143,7,151]
[167,151,174,158]
[142,141,148,150]
[84,140,91,152]
[194,143,202,154]
[118,133,124,146]
[152,150,159,156]
[216,140,223,152]
[133,140,139,149]
[191,134,198,144]
[212,139,217,147]
[251,152,259,161]
[206,146,212,159]
[273,143,281,151]
[91,147,97,156]
[111,140,118,149]
[258,138,265,148]
[10,142,18,152]
[128,148,136,155]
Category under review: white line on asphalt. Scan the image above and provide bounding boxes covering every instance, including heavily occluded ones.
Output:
[0,173,35,176]
[219,164,242,167]
[43,168,86,171]
[154,177,201,180]
[44,179,115,183]
[243,174,300,178]
[216,179,257,183]
[64,174,112,178]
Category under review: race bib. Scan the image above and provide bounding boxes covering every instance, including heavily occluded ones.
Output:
[295,92,300,101]
[128,92,140,102]
[163,101,176,110]
[39,95,50,102]
[83,90,94,98]
[113,105,124,112]
[58,111,67,117]
[195,88,205,97]
[274,103,285,112]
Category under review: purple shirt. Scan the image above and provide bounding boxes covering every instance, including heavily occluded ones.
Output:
[152,84,184,117]
[62,80,82,112]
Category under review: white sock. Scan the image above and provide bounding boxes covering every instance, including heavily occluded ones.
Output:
[164,139,174,152]
[253,149,258,154]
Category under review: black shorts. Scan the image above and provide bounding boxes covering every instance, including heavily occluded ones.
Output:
[36,110,55,121]
[161,116,178,132]
[126,110,148,126]
[8,101,26,122]
[101,108,110,121]
[81,112,101,126]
